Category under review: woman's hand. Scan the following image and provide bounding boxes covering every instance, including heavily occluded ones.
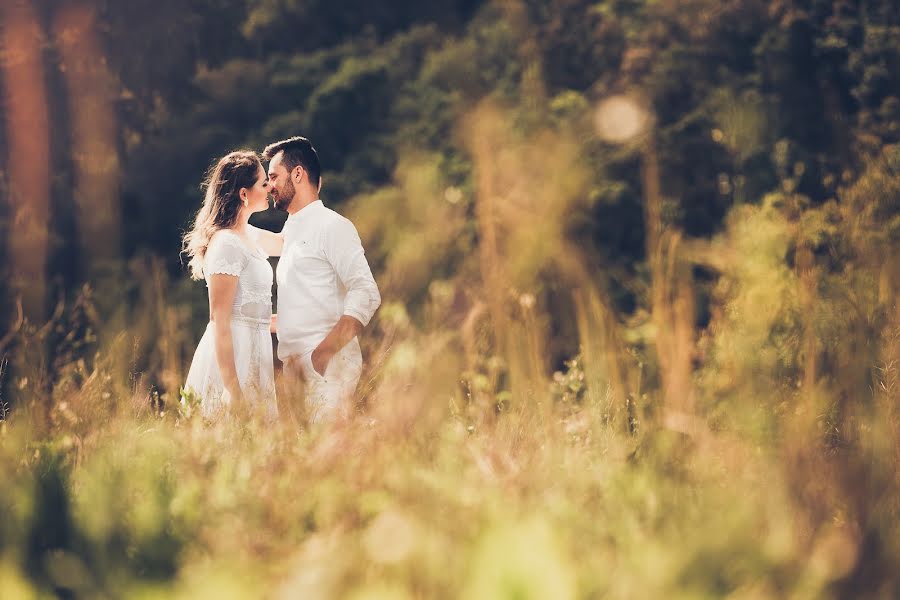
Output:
[224,384,248,417]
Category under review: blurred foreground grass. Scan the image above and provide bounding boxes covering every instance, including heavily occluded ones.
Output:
[1,351,898,599]
[1,118,899,599]
[2,374,895,600]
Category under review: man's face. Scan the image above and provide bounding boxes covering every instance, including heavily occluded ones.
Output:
[267,152,296,212]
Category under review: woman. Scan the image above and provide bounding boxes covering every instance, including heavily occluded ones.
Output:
[181,150,282,420]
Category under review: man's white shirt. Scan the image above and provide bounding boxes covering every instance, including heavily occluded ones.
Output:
[275,200,381,361]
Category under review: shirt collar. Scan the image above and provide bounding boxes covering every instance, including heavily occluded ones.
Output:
[286,199,323,223]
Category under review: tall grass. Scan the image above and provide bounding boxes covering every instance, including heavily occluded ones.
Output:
[0,113,898,599]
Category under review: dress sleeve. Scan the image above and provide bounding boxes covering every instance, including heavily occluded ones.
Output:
[204,232,248,277]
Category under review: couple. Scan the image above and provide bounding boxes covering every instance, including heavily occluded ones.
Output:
[181,136,381,423]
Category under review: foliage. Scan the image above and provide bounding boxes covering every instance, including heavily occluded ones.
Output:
[2,0,900,596]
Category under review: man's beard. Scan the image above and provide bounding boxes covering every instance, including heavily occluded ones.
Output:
[273,179,295,211]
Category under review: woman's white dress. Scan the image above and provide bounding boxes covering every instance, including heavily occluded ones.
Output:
[183,229,278,420]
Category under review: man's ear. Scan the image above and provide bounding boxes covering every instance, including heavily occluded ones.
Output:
[293,165,304,184]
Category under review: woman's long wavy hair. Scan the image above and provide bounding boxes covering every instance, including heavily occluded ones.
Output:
[182,150,262,280]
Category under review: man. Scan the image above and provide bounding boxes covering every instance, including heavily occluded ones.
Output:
[263,136,381,423]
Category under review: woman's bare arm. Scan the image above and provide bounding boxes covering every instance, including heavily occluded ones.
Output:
[249,225,284,257]
[208,273,244,408]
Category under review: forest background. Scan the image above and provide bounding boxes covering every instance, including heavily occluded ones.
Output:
[1,0,899,598]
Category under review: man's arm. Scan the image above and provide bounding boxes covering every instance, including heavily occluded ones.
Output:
[311,217,381,376]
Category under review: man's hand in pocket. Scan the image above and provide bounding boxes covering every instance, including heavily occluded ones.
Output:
[311,345,334,377]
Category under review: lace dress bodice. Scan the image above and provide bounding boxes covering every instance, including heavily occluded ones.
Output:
[203,229,273,325]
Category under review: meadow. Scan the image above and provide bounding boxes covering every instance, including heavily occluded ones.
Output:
[2,1,900,597]
[2,130,898,599]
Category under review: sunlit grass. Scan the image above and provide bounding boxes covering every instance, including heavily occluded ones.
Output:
[1,113,898,599]
[3,354,895,598]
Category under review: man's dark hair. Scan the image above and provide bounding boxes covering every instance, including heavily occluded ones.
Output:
[262,136,321,188]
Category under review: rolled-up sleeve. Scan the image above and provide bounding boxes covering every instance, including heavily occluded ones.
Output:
[323,217,381,326]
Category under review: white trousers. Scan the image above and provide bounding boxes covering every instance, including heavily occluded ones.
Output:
[285,338,363,424]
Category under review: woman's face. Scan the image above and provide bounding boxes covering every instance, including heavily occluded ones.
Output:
[243,165,270,213]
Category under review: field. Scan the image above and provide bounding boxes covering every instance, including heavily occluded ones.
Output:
[2,144,899,598]
[2,1,900,597]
